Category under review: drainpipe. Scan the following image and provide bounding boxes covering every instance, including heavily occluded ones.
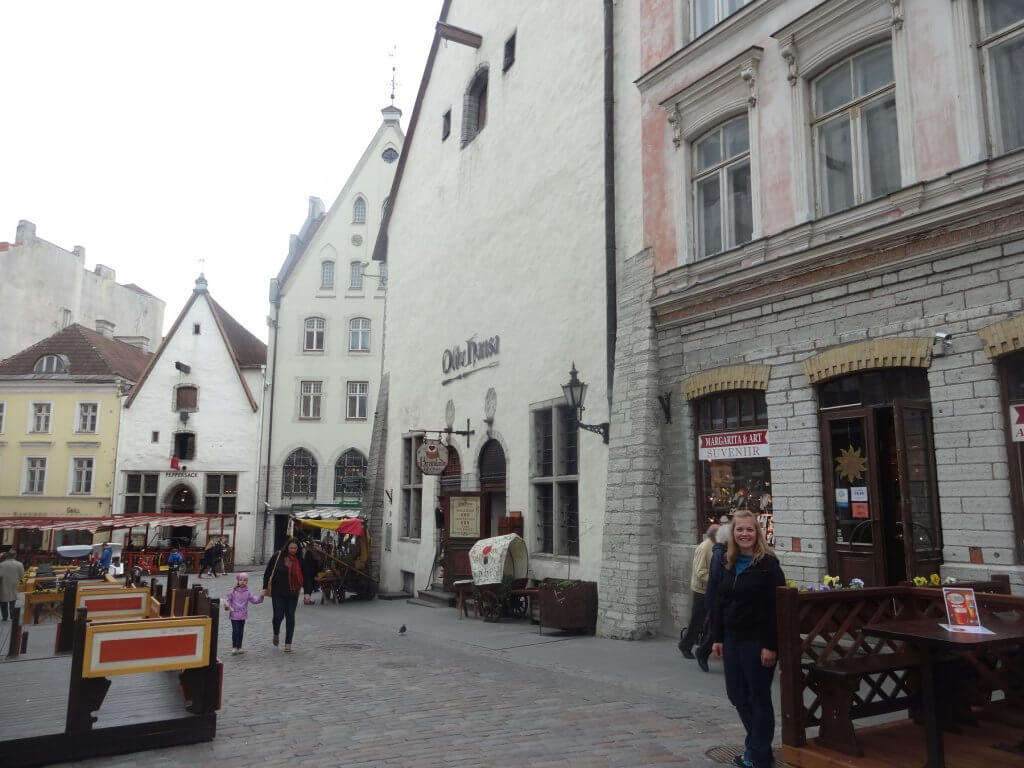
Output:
[604,0,618,413]
[261,280,282,563]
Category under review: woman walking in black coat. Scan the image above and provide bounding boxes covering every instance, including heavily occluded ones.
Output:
[712,510,786,768]
[262,538,304,652]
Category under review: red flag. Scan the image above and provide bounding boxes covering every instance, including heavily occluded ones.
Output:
[170,455,180,469]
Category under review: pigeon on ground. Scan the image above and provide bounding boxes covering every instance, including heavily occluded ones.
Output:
[399,624,407,635]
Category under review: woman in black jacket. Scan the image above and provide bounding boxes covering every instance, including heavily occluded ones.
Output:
[712,510,786,768]
[262,538,304,652]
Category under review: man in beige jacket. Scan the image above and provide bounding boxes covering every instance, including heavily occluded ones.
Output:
[0,550,25,621]
[678,524,718,659]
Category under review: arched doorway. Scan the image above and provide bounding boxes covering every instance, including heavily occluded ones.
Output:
[164,483,198,548]
[818,368,942,585]
[479,439,507,539]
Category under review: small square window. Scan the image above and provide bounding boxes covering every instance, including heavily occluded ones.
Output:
[193,323,201,335]
[442,109,451,141]
[503,33,516,72]
[151,431,160,443]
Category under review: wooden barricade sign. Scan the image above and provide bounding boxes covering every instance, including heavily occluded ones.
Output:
[75,587,152,620]
[81,616,211,677]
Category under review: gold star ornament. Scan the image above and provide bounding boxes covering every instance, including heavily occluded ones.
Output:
[835,445,867,484]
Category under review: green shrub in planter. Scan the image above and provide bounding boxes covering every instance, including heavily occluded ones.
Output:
[538,579,597,634]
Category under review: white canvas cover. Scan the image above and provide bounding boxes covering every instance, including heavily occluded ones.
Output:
[468,534,529,586]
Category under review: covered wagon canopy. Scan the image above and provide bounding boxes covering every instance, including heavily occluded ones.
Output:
[0,514,213,532]
[292,509,366,537]
[469,534,529,586]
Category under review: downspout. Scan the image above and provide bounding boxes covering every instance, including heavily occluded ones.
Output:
[261,280,282,563]
[604,0,618,413]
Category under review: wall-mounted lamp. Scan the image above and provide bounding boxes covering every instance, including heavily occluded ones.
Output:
[561,362,609,444]
[179,410,190,424]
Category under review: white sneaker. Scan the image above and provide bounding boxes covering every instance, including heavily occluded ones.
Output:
[236,648,244,654]
[231,648,239,655]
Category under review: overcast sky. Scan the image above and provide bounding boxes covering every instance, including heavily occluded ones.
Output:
[1,1,440,340]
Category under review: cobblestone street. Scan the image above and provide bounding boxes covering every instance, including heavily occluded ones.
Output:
[46,581,757,768]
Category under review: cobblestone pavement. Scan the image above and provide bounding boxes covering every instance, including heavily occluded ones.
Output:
[49,579,763,768]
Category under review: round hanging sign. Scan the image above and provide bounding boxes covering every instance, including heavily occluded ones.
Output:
[416,439,449,475]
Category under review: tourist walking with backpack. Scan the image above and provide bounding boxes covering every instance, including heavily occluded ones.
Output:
[712,509,786,768]
[695,521,731,671]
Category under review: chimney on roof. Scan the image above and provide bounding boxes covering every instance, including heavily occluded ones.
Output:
[73,246,86,260]
[94,264,116,280]
[382,105,402,124]
[114,335,150,351]
[15,220,35,245]
[95,319,116,338]
[194,273,208,293]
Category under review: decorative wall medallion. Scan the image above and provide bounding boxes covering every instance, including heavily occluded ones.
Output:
[445,399,455,430]
[668,103,684,148]
[483,388,497,424]
[351,234,363,246]
[780,35,798,86]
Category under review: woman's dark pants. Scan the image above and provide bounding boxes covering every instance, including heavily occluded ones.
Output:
[231,619,245,648]
[271,594,298,643]
[723,638,776,766]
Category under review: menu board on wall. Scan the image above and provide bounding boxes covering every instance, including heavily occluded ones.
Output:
[449,497,481,538]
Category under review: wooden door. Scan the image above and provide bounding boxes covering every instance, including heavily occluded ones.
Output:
[893,399,943,580]
[441,492,487,591]
[821,409,887,586]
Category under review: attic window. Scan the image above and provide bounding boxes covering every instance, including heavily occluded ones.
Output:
[33,354,68,374]
[193,323,201,335]
[503,33,516,72]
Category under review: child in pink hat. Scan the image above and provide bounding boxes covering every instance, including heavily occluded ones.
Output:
[224,572,263,654]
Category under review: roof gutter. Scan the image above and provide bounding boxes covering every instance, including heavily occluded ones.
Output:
[261,280,282,562]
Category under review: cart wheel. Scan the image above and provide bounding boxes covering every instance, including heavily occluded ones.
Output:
[335,585,347,603]
[509,595,528,619]
[481,592,501,622]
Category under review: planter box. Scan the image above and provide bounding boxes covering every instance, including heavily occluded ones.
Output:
[538,580,597,634]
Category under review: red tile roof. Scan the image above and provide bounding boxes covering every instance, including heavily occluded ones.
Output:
[0,323,152,380]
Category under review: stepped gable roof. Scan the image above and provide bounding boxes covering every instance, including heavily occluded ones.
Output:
[0,323,151,380]
[125,276,267,412]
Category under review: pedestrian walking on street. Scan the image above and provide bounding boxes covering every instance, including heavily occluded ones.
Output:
[695,521,731,671]
[166,547,184,572]
[679,523,717,660]
[262,538,304,652]
[215,539,228,576]
[224,572,263,654]
[199,539,221,578]
[0,550,25,621]
[712,509,786,768]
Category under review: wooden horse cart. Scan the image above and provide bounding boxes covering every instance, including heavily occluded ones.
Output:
[291,512,377,603]
[459,534,533,622]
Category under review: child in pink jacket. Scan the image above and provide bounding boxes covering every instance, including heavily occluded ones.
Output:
[224,572,263,654]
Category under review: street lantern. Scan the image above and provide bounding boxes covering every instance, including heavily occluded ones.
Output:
[562,362,608,444]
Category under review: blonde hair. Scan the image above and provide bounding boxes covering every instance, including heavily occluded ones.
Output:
[726,509,774,570]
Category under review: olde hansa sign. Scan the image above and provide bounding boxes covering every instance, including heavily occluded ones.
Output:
[441,334,500,385]
[698,429,770,460]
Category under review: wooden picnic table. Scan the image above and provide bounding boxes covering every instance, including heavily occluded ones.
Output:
[864,616,1024,768]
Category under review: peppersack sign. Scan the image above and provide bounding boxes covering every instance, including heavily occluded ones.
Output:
[698,429,770,460]
[1010,404,1024,442]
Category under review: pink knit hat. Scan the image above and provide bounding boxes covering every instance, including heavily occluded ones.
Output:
[236,572,249,582]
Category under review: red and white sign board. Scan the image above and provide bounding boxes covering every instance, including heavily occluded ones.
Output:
[1010,404,1024,442]
[76,587,151,620]
[83,617,211,677]
[698,429,770,461]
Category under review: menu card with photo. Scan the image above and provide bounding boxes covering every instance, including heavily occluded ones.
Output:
[939,587,993,634]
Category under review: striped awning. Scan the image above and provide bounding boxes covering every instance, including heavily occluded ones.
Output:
[0,514,214,532]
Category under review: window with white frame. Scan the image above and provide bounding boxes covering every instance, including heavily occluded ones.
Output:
[378,261,389,288]
[349,261,364,290]
[30,402,52,433]
[693,0,753,38]
[694,115,753,257]
[979,0,1024,155]
[349,317,370,351]
[320,261,335,290]
[205,473,237,514]
[300,380,323,420]
[304,317,325,351]
[77,402,99,433]
[813,44,901,215]
[71,457,94,494]
[400,435,423,538]
[124,472,158,513]
[33,354,67,374]
[352,196,367,224]
[24,457,46,494]
[347,381,368,419]
[531,404,579,556]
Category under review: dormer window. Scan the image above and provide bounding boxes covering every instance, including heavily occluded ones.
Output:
[34,354,68,374]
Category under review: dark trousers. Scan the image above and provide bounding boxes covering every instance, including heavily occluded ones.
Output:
[231,619,245,649]
[271,594,298,643]
[724,638,776,765]
[679,592,706,651]
[0,600,15,620]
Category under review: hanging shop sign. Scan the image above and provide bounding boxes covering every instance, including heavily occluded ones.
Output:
[1010,404,1024,442]
[449,496,481,538]
[698,429,770,461]
[416,439,450,475]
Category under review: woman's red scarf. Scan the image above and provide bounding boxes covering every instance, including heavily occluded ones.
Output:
[278,550,304,594]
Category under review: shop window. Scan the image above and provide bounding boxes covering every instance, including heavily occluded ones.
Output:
[695,390,772,543]
[55,529,92,547]
[531,404,579,555]
[282,448,317,497]
[205,473,237,515]
[1000,350,1024,562]
[125,472,158,514]
[334,449,367,503]
[401,436,423,539]
[979,0,1024,154]
[15,528,43,552]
